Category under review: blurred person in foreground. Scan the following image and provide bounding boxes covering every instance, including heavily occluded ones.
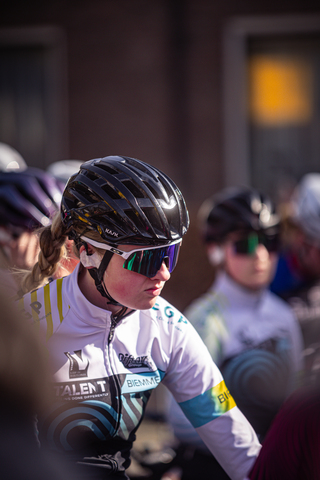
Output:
[162,186,303,480]
[0,290,78,479]
[270,173,320,385]
[247,383,320,480]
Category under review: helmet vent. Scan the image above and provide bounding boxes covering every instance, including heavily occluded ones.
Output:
[94,163,117,175]
[122,180,144,199]
[161,182,174,200]
[101,183,121,200]
[142,181,160,201]
[61,156,189,244]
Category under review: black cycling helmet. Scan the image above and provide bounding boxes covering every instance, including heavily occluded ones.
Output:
[200,186,279,243]
[0,167,63,234]
[61,155,189,308]
[61,155,189,246]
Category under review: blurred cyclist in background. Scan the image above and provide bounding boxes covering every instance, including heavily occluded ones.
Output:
[270,173,320,386]
[46,159,83,189]
[0,142,27,172]
[162,186,303,480]
[0,144,78,295]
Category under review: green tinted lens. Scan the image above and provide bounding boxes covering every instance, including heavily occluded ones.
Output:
[233,232,279,255]
[123,243,181,278]
[233,233,259,255]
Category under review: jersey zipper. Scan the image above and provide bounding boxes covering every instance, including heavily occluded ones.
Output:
[107,313,122,435]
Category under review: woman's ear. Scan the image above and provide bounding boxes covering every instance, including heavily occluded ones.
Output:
[79,244,102,268]
[207,244,225,266]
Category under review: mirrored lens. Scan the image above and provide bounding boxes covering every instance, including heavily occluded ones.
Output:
[233,232,279,255]
[123,243,181,277]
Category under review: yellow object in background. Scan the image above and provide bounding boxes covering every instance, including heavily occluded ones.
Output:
[248,54,313,125]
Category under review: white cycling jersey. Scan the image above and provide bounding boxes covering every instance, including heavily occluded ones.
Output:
[185,272,303,370]
[18,264,260,480]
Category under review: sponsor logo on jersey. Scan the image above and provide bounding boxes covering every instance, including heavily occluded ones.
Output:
[53,377,108,400]
[65,350,89,378]
[119,353,153,369]
[123,372,161,393]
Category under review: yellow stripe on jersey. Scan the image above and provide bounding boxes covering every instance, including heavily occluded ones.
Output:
[179,380,236,428]
[210,380,237,413]
[43,283,53,341]
[31,290,40,333]
[56,277,64,323]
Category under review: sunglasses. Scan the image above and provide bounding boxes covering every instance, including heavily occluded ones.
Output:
[232,232,279,256]
[81,236,182,278]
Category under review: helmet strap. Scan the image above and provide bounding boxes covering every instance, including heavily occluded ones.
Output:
[76,236,128,310]
[88,250,124,306]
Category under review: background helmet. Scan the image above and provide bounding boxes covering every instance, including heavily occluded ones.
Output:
[290,173,320,242]
[61,155,189,246]
[200,186,279,243]
[47,159,83,187]
[0,142,27,172]
[0,167,63,233]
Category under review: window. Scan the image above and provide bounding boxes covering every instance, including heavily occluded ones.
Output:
[223,15,320,201]
[0,27,68,168]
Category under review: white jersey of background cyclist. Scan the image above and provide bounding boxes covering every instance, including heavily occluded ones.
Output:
[18,263,260,480]
[167,271,303,447]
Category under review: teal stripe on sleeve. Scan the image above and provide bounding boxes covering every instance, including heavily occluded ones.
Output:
[179,380,236,428]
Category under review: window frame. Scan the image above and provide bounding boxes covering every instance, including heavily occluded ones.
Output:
[222,14,320,189]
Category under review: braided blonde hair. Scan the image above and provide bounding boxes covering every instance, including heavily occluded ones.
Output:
[19,213,69,295]
[18,213,110,295]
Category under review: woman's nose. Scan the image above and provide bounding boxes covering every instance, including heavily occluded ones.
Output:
[152,261,171,281]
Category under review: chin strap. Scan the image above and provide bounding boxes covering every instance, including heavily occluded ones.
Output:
[76,237,130,318]
[88,252,131,321]
[88,261,131,321]
[87,249,123,306]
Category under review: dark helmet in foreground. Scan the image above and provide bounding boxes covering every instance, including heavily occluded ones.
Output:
[61,155,189,307]
[0,167,63,234]
[200,186,279,243]
[61,155,189,246]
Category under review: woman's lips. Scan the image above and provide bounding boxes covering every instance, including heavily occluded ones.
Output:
[146,284,163,296]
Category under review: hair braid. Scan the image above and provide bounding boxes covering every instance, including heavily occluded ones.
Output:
[19,213,68,295]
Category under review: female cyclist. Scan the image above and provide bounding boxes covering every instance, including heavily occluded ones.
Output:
[17,156,260,480]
